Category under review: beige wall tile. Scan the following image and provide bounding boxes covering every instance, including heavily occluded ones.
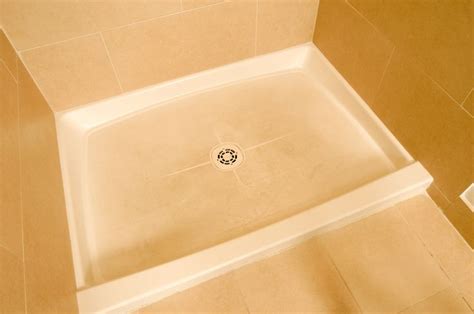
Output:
[396,195,474,283]
[0,248,25,313]
[233,237,360,312]
[21,34,122,111]
[85,0,181,31]
[320,208,450,313]
[182,0,222,11]
[256,0,319,55]
[0,30,18,80]
[0,62,22,256]
[372,51,472,202]
[103,1,256,91]
[348,0,473,104]
[313,0,394,105]
[139,273,248,313]
[401,288,471,313]
[18,61,78,313]
[0,0,98,51]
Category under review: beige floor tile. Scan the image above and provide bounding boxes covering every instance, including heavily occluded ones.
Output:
[257,0,318,54]
[400,288,471,313]
[456,273,474,310]
[397,195,474,282]
[320,208,450,313]
[0,248,25,313]
[233,237,360,312]
[139,273,248,313]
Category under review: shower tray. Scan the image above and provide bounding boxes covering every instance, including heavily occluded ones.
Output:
[56,43,432,313]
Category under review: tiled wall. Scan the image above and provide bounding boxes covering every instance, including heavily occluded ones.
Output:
[0,0,319,111]
[313,0,473,246]
[0,29,78,313]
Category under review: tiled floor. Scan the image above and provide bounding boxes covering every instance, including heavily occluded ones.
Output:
[138,195,474,313]
[85,71,396,284]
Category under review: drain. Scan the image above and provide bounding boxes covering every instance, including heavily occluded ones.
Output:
[211,143,244,171]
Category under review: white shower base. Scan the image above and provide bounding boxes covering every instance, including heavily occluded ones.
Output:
[56,43,432,313]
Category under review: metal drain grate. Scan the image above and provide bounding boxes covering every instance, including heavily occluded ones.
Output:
[211,143,244,171]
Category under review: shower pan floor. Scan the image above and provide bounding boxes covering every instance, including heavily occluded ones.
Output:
[86,71,395,284]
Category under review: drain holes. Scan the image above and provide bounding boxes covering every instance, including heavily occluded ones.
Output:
[211,143,244,171]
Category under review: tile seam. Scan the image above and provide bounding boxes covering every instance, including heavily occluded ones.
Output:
[0,58,17,83]
[99,32,124,93]
[395,206,454,283]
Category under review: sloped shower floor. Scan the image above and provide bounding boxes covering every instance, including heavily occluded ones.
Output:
[86,71,395,283]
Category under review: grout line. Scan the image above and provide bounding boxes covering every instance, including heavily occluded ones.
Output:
[344,0,385,38]
[344,0,471,115]
[310,0,320,42]
[15,56,28,313]
[0,243,17,258]
[179,0,183,11]
[425,73,470,110]
[229,272,251,314]
[322,242,364,313]
[243,132,294,151]
[2,24,58,113]
[19,32,101,53]
[460,88,473,106]
[99,32,124,92]
[395,207,453,282]
[17,1,227,53]
[0,58,18,83]
[460,294,474,312]
[430,182,452,205]
[253,0,259,56]
[396,287,451,313]
[90,0,227,34]
[373,46,395,101]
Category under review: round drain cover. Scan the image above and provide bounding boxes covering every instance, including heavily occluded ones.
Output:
[210,143,244,171]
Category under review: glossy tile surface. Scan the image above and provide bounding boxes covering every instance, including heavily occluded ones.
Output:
[86,71,394,284]
[139,195,473,313]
